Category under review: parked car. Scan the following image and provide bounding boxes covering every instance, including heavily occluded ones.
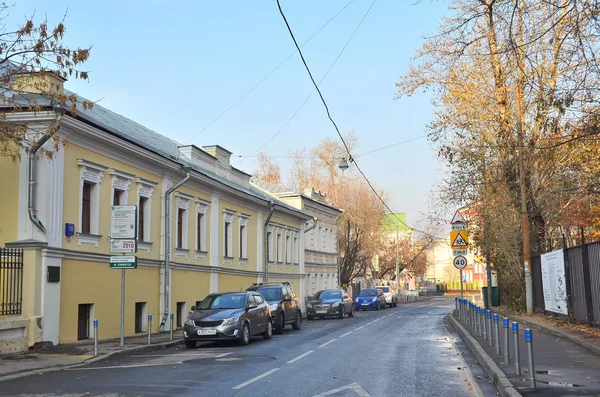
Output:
[306,289,354,319]
[183,291,272,348]
[246,282,302,334]
[354,288,386,311]
[375,285,398,307]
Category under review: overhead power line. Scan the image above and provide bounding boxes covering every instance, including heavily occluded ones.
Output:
[275,0,435,238]
[184,0,356,144]
[244,0,377,161]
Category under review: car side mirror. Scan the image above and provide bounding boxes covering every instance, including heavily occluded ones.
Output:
[247,302,258,310]
[191,306,196,311]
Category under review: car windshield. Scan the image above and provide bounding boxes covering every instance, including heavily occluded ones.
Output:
[197,293,246,310]
[379,287,390,293]
[315,290,342,300]
[256,287,282,301]
[358,290,377,297]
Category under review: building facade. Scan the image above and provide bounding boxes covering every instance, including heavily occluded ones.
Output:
[250,181,342,298]
[0,76,311,353]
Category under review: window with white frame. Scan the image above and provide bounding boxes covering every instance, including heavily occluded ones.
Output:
[175,194,191,250]
[136,178,156,246]
[239,216,248,259]
[276,230,283,263]
[293,232,299,264]
[267,226,274,263]
[77,159,107,246]
[285,232,291,264]
[223,211,234,258]
[109,169,133,207]
[195,199,209,253]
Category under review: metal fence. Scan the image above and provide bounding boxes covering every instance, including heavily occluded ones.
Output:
[531,241,600,328]
[0,248,24,316]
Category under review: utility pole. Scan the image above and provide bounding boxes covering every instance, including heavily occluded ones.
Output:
[515,0,533,314]
[395,223,400,294]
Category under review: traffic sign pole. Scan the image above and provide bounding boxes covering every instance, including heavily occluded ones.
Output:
[459,269,464,299]
[120,261,125,347]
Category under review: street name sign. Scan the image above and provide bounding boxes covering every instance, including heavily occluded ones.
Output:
[109,256,137,269]
[453,255,467,270]
[450,210,466,224]
[450,230,469,248]
[110,239,137,253]
[110,205,137,239]
[453,248,467,256]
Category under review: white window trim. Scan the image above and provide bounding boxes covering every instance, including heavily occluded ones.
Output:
[223,210,234,259]
[195,198,210,259]
[285,230,292,265]
[239,215,249,260]
[293,232,299,264]
[109,168,134,205]
[276,229,283,265]
[175,192,192,250]
[136,177,157,250]
[77,159,107,247]
[266,225,274,266]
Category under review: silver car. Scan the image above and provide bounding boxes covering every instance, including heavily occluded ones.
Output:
[376,285,398,307]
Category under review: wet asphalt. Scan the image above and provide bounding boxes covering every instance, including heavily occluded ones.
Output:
[0,298,499,397]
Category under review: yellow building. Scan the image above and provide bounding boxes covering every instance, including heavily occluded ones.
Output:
[250,180,342,299]
[0,78,310,353]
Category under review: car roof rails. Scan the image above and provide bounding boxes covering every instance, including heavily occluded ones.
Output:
[249,281,291,287]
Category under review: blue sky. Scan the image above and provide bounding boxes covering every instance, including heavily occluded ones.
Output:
[10,0,450,228]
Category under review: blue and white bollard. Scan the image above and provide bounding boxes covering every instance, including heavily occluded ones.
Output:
[503,317,510,363]
[148,314,152,344]
[170,313,174,341]
[513,322,521,375]
[494,314,500,355]
[525,329,536,388]
[487,310,493,346]
[93,319,99,356]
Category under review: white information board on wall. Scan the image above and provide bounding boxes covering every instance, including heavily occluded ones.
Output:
[541,249,568,315]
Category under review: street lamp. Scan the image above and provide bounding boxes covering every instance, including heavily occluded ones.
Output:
[336,157,350,288]
[338,158,349,171]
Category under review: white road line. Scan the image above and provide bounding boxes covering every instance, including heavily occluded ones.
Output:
[366,322,373,325]
[340,331,352,338]
[372,319,380,323]
[216,352,233,358]
[319,339,337,348]
[232,368,280,390]
[354,325,365,330]
[287,350,314,364]
[65,362,184,371]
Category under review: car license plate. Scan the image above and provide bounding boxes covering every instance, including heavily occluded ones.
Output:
[316,310,328,314]
[361,303,369,306]
[197,329,217,335]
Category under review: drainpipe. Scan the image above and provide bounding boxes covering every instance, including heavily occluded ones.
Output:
[160,165,191,331]
[28,105,67,233]
[263,201,275,284]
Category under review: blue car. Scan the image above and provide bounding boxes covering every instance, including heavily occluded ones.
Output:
[354,288,386,311]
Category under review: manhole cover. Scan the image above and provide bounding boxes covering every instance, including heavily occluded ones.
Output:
[215,357,243,362]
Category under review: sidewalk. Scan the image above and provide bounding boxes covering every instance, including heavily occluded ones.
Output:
[451,307,600,396]
[0,331,182,382]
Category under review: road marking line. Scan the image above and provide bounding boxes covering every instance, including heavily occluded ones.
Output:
[354,326,365,330]
[372,319,380,322]
[216,352,233,358]
[232,368,280,390]
[312,382,371,397]
[66,362,184,371]
[319,339,337,348]
[366,322,373,325]
[340,331,352,338]
[287,350,314,364]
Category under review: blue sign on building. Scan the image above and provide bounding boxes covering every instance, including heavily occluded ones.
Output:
[65,223,75,237]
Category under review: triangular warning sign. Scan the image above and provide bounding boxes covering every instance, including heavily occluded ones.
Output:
[450,210,466,224]
[452,232,467,247]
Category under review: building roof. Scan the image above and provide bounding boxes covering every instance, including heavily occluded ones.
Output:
[250,177,294,195]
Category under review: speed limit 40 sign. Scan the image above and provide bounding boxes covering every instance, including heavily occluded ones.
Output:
[453,255,467,270]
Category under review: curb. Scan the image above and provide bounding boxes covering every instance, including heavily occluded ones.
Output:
[495,310,600,358]
[449,314,522,397]
[0,339,183,383]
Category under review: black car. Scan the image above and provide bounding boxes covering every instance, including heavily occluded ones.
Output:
[306,289,355,319]
[246,282,302,334]
[183,291,272,347]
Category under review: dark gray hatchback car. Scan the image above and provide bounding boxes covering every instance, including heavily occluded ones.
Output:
[183,291,272,348]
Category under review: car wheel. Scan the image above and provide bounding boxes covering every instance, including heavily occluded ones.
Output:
[238,323,250,346]
[185,340,197,348]
[292,312,302,330]
[338,306,345,319]
[275,314,285,334]
[263,320,273,340]
[307,314,314,320]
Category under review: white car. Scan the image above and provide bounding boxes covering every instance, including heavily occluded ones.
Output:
[376,286,398,307]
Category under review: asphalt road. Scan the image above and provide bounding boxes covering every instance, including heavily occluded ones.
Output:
[0,298,499,397]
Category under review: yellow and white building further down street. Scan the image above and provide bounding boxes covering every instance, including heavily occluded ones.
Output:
[0,76,312,353]
[250,180,342,302]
